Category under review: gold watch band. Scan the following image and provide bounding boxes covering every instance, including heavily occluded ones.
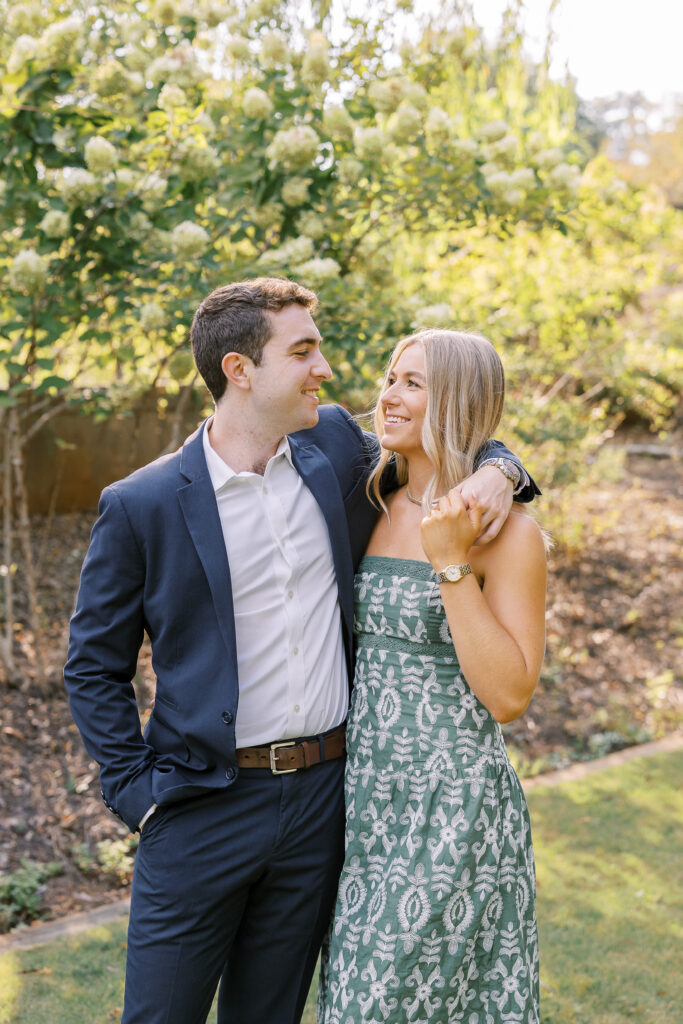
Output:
[435,563,472,584]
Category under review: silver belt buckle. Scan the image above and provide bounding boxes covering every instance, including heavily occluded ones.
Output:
[269,740,297,774]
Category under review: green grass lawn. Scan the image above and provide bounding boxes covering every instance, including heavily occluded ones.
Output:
[1,749,681,1024]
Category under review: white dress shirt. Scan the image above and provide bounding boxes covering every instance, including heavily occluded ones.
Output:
[202,424,348,747]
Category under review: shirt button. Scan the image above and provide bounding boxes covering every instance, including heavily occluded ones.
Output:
[225,767,236,781]
[293,647,299,655]
[288,591,294,599]
[263,486,268,494]
[294,705,300,713]
[221,711,233,725]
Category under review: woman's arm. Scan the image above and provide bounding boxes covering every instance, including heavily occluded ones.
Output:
[421,493,547,722]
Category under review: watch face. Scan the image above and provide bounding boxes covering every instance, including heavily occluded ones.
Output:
[445,566,461,582]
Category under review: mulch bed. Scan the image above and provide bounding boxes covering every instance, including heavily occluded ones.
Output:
[1,440,681,930]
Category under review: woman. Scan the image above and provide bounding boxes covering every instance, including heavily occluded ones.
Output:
[318,329,546,1023]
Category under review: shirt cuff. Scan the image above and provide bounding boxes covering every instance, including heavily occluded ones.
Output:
[138,803,158,833]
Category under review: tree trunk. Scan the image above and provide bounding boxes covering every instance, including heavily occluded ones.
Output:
[9,407,48,693]
[0,409,15,680]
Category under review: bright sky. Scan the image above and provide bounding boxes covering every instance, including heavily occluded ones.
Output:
[471,0,682,105]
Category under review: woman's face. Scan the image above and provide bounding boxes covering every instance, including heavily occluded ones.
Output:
[379,343,428,455]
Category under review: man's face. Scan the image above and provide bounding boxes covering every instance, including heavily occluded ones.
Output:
[248,305,332,435]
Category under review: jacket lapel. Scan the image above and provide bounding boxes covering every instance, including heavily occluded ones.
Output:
[177,422,239,678]
[289,436,355,653]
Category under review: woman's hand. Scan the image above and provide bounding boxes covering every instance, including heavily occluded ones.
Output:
[420,488,483,570]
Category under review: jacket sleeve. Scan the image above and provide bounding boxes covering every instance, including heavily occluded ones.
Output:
[476,439,541,503]
[63,485,155,832]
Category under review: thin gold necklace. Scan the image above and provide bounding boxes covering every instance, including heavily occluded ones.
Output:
[405,487,423,506]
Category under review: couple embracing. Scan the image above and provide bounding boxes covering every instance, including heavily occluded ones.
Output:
[65,276,546,1024]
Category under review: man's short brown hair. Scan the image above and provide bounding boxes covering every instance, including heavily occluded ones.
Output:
[190,277,318,403]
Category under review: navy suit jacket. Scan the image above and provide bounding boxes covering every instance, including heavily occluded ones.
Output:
[64,404,538,832]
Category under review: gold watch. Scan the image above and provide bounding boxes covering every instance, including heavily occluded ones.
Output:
[435,563,472,584]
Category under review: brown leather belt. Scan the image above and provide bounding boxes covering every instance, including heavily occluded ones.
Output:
[236,723,346,774]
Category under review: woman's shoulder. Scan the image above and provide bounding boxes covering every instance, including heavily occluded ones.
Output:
[473,506,548,571]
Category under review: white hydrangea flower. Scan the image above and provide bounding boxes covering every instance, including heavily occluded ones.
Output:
[129,211,153,240]
[147,42,202,89]
[115,168,139,192]
[280,235,315,264]
[547,162,581,188]
[9,3,43,35]
[501,188,524,205]
[322,104,354,142]
[177,143,220,179]
[355,127,384,163]
[260,32,290,68]
[94,60,136,98]
[294,256,340,288]
[127,72,145,96]
[281,177,310,207]
[297,211,326,240]
[137,171,167,203]
[8,35,39,74]
[258,235,315,269]
[39,210,70,238]
[483,167,513,192]
[243,87,273,120]
[171,221,210,259]
[425,107,451,150]
[85,136,118,174]
[450,137,478,158]
[226,35,250,61]
[7,249,49,293]
[526,130,546,152]
[302,41,331,87]
[387,102,422,144]
[478,120,509,143]
[509,167,536,190]
[337,156,363,186]
[57,167,99,207]
[403,82,429,113]
[39,16,83,67]
[266,125,320,172]
[140,302,167,330]
[483,133,518,163]
[368,78,406,113]
[411,303,451,328]
[250,201,283,229]
[158,84,188,111]
[532,147,564,170]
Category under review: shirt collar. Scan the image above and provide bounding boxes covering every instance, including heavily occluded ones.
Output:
[202,419,294,494]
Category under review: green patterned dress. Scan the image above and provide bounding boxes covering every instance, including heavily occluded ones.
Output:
[318,556,539,1024]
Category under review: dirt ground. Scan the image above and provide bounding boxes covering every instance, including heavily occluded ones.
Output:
[1,435,681,929]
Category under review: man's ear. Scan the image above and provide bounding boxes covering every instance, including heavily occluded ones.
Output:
[221,351,253,390]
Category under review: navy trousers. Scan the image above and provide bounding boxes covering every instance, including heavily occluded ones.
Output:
[121,757,345,1024]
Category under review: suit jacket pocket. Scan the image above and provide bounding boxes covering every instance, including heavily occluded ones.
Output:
[145,704,192,763]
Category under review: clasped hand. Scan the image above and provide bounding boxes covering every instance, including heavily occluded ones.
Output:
[420,489,482,569]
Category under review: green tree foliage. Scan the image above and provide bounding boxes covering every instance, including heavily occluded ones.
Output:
[0,0,583,411]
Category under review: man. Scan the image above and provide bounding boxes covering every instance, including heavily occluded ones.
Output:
[65,278,538,1024]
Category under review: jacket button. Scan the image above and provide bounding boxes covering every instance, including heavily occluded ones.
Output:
[221,711,233,725]
[225,767,235,781]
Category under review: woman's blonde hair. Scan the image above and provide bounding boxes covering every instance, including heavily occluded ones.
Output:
[367,329,506,512]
